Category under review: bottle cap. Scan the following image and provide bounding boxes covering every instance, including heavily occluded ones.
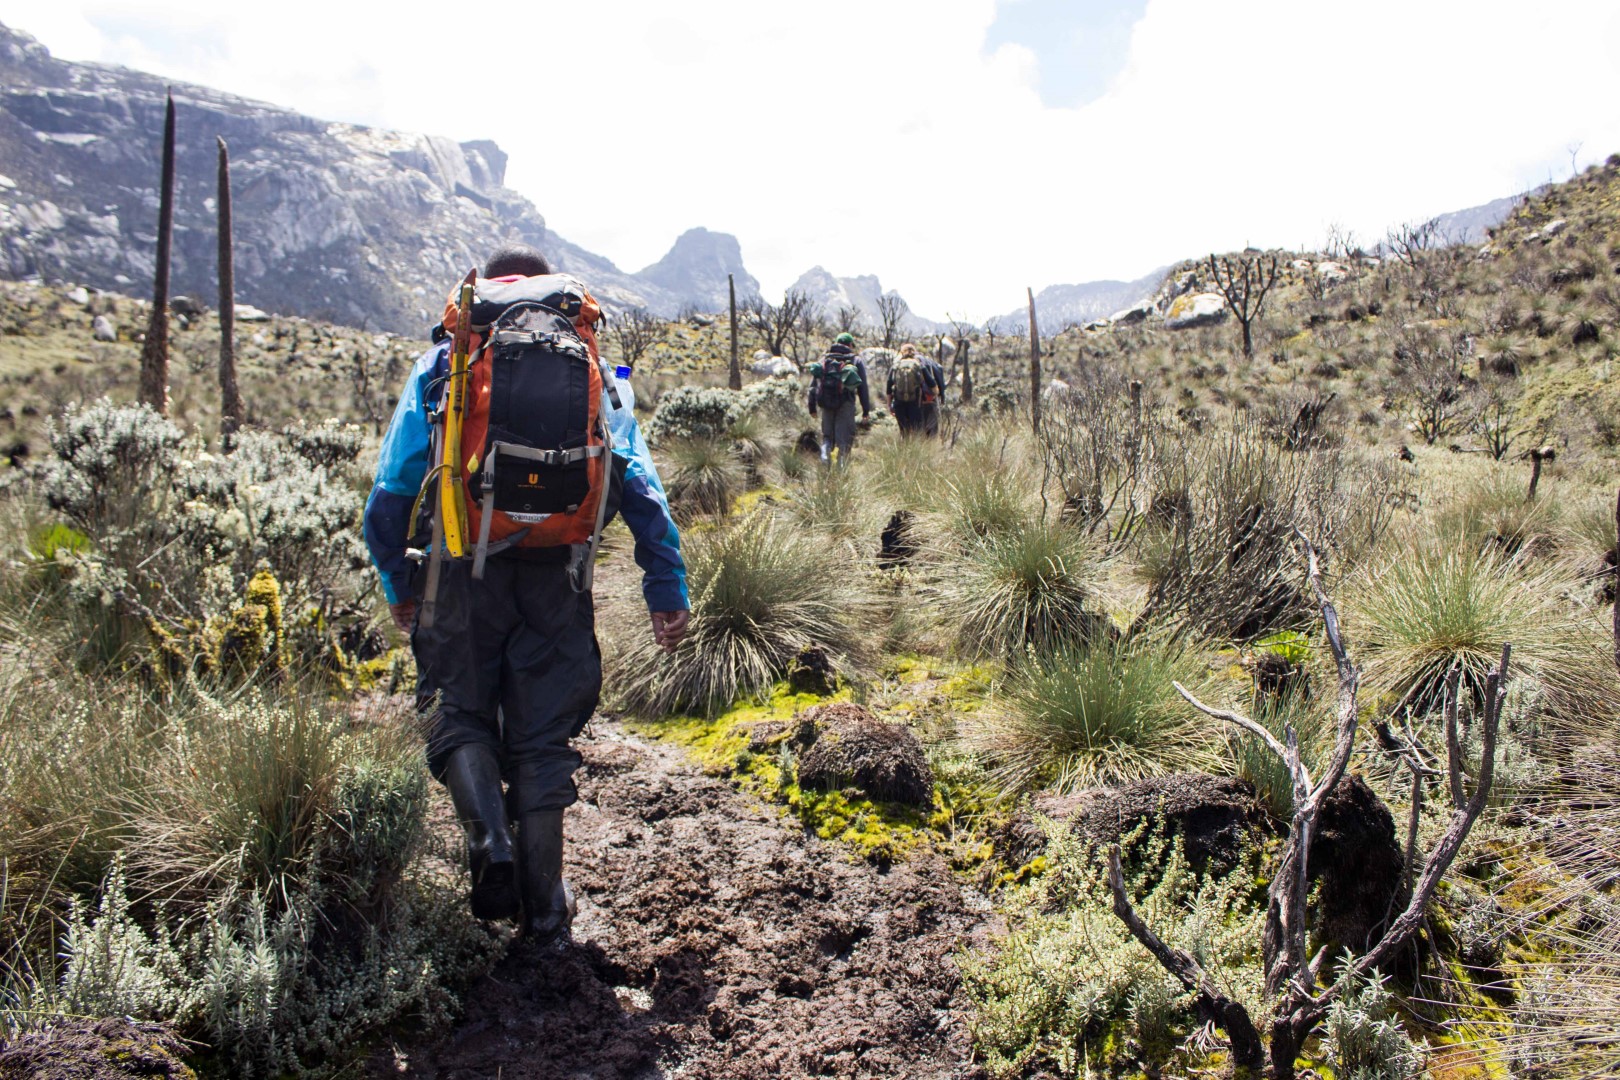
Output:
[614,365,632,379]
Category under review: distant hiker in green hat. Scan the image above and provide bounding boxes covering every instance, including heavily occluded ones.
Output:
[807,331,871,463]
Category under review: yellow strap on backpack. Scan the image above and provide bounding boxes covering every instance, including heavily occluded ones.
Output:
[438,268,477,558]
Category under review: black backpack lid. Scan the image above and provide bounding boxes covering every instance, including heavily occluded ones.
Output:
[471,274,589,327]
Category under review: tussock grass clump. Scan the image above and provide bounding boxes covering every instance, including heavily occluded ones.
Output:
[789,462,871,541]
[1431,466,1561,556]
[613,512,873,717]
[1347,538,1619,728]
[662,437,744,518]
[935,519,1109,659]
[974,641,1216,794]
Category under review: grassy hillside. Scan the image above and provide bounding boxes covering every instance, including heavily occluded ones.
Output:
[1,159,1618,1078]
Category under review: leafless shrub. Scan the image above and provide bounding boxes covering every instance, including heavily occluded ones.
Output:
[1111,541,1508,1080]
[1132,423,1399,642]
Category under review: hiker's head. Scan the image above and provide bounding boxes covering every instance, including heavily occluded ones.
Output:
[485,245,552,279]
[899,343,917,358]
[835,332,855,348]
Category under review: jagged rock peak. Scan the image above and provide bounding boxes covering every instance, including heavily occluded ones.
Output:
[637,227,759,312]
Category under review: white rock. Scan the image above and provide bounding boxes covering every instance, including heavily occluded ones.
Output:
[234,304,272,322]
[0,174,15,189]
[688,313,715,327]
[65,286,89,305]
[1542,218,1567,237]
[92,314,117,342]
[1315,261,1349,283]
[1165,292,1228,329]
[1290,259,1313,273]
[752,349,772,361]
[251,332,268,346]
[749,356,797,377]
[1110,301,1155,326]
[1044,378,1071,396]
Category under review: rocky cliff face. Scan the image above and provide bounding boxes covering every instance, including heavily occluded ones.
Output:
[787,265,944,335]
[997,267,1170,332]
[0,22,746,332]
[637,227,759,313]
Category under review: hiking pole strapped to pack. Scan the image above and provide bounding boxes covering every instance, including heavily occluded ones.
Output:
[419,268,477,630]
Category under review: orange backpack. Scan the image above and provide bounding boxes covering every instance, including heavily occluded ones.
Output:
[423,273,620,590]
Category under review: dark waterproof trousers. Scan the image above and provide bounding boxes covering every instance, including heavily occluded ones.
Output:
[892,400,924,435]
[413,557,601,817]
[819,399,857,462]
[921,401,940,437]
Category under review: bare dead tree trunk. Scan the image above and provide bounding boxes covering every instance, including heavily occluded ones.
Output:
[217,136,243,442]
[1114,535,1508,1080]
[960,337,973,403]
[1207,252,1280,361]
[1613,487,1619,674]
[728,273,741,391]
[1527,444,1554,499]
[1027,287,1041,433]
[139,92,176,414]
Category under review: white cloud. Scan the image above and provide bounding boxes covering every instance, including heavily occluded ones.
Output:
[4,0,1619,319]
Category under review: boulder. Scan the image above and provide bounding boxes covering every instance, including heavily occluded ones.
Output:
[234,304,272,322]
[91,314,117,342]
[788,703,934,806]
[65,285,89,305]
[1165,292,1228,329]
[1289,259,1313,273]
[0,1016,195,1080]
[1315,261,1349,284]
[785,645,838,696]
[1109,301,1155,326]
[749,355,797,377]
[878,509,917,570]
[1000,773,1273,876]
[171,295,205,318]
[1310,774,1406,953]
[1541,218,1567,238]
[752,348,772,361]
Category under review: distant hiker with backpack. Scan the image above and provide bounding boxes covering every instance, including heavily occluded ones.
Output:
[363,245,689,946]
[921,346,946,437]
[807,331,871,463]
[886,342,939,437]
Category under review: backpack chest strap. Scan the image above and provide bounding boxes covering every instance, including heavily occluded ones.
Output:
[486,441,605,469]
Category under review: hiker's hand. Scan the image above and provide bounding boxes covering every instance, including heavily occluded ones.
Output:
[651,610,689,654]
[389,600,417,636]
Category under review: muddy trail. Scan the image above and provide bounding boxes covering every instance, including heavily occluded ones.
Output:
[379,721,994,1080]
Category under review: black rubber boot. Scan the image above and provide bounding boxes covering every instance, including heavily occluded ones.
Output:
[441,745,520,921]
[516,809,576,945]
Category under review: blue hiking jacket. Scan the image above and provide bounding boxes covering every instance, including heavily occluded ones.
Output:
[363,341,688,613]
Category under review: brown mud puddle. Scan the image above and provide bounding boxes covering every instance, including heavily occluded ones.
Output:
[378,721,992,1080]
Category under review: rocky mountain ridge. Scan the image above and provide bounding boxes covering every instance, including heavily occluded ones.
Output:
[0,22,752,333]
[787,265,946,335]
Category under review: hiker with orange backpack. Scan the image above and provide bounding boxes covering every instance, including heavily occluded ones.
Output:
[363,245,688,944]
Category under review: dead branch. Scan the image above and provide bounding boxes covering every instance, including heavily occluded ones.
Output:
[1106,845,1267,1072]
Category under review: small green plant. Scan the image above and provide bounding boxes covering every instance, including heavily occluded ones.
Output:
[962,821,1265,1077]
[1322,969,1425,1080]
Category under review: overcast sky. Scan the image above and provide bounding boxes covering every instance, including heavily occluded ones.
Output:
[5,0,1620,319]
